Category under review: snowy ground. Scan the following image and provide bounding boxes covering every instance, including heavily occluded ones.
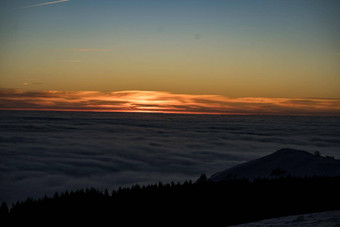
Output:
[230,210,340,227]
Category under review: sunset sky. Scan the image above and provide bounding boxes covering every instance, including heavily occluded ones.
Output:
[0,0,339,114]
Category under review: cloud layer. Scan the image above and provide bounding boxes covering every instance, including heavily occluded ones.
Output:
[0,111,339,205]
[1,89,340,116]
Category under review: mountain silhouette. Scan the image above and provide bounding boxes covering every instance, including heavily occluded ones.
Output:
[210,148,340,182]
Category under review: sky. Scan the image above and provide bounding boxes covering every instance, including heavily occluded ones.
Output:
[0,0,339,114]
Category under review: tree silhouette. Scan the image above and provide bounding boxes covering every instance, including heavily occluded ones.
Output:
[195,173,208,184]
[1,175,340,226]
[0,202,9,218]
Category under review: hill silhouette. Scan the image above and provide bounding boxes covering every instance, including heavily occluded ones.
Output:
[210,148,340,182]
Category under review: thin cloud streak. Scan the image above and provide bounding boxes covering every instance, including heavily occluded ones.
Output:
[0,89,339,116]
[66,60,82,63]
[21,0,69,8]
[71,49,111,52]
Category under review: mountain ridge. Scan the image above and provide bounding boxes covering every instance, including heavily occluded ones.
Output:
[210,148,340,182]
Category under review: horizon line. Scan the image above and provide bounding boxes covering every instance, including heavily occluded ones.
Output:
[1,89,339,116]
[1,108,339,117]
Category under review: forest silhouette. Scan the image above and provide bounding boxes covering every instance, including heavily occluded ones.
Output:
[1,175,340,226]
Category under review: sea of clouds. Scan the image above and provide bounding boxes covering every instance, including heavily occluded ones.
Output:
[1,111,340,205]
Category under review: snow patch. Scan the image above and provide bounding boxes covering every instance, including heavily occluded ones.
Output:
[230,210,340,227]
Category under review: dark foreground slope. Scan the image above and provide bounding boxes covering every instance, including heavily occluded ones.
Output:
[2,149,340,226]
[1,176,340,226]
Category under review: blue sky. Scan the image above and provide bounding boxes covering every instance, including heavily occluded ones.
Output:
[0,0,339,99]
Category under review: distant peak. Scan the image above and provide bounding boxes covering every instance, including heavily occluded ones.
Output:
[273,148,311,156]
[210,148,340,182]
[276,148,304,153]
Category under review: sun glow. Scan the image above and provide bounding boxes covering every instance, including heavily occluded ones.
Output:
[0,89,339,116]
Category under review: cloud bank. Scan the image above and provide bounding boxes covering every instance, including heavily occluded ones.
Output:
[0,110,339,205]
[0,89,339,116]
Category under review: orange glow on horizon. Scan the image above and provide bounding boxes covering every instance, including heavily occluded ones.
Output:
[0,89,339,116]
